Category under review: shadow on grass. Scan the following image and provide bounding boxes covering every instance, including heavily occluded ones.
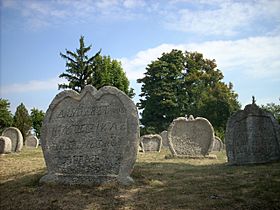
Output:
[1,161,280,210]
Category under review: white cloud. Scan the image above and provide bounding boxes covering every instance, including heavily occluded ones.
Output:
[164,0,280,36]
[119,35,280,80]
[119,44,186,80]
[123,0,146,8]
[3,0,280,34]
[0,77,65,95]
[2,36,279,96]
[2,0,148,29]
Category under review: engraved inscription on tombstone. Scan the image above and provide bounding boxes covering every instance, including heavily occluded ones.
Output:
[25,135,39,148]
[2,127,23,152]
[141,134,162,152]
[0,136,12,154]
[226,103,280,165]
[168,116,214,157]
[40,86,140,185]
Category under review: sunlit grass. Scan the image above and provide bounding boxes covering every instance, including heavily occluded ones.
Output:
[0,147,279,210]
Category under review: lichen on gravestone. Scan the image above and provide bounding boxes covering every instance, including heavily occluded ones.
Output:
[168,116,214,157]
[40,85,140,186]
[225,103,280,165]
[141,134,162,152]
[2,127,23,152]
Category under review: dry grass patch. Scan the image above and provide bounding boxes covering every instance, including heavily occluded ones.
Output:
[0,148,279,210]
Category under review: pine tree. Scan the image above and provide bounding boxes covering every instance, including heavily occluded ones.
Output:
[58,36,134,97]
[58,36,101,92]
[13,103,32,143]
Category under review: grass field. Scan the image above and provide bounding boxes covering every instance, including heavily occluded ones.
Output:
[0,148,280,210]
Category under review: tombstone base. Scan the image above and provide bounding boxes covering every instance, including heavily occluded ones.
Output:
[39,173,134,186]
[227,156,280,166]
[165,154,217,159]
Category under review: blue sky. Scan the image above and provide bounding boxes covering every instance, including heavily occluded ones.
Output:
[1,0,280,113]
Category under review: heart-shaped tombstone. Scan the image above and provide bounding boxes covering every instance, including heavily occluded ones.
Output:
[168,116,214,157]
[40,86,140,185]
[141,134,162,152]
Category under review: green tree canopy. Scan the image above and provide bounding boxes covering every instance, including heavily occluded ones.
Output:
[58,36,134,97]
[137,50,185,133]
[0,98,13,133]
[30,108,45,138]
[93,55,134,97]
[13,103,32,142]
[137,49,241,136]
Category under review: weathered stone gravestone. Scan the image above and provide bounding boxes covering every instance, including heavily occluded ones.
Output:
[160,130,169,148]
[25,135,39,148]
[0,136,12,154]
[138,142,144,153]
[226,102,280,165]
[141,134,162,152]
[168,115,214,157]
[211,136,223,152]
[2,127,23,152]
[40,86,140,185]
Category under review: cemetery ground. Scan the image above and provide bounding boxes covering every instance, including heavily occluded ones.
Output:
[0,148,279,210]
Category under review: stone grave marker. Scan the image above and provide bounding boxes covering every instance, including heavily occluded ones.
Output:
[141,134,162,152]
[25,135,39,148]
[2,127,23,152]
[0,136,12,154]
[168,115,214,157]
[40,86,140,185]
[160,130,169,148]
[226,102,280,165]
[211,136,223,152]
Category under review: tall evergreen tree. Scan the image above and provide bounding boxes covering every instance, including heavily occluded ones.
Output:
[0,98,13,133]
[58,36,134,97]
[30,108,45,138]
[13,103,32,143]
[137,50,240,136]
[58,36,101,92]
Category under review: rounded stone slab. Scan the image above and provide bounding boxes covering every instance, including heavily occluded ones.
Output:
[0,136,12,154]
[25,135,39,148]
[160,131,168,148]
[141,134,162,152]
[211,136,223,152]
[168,116,214,157]
[226,103,280,165]
[2,127,23,152]
[40,85,140,186]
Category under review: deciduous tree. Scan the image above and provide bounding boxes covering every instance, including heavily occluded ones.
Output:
[137,50,240,136]
[93,55,134,97]
[261,99,280,123]
[30,108,45,138]
[0,98,13,133]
